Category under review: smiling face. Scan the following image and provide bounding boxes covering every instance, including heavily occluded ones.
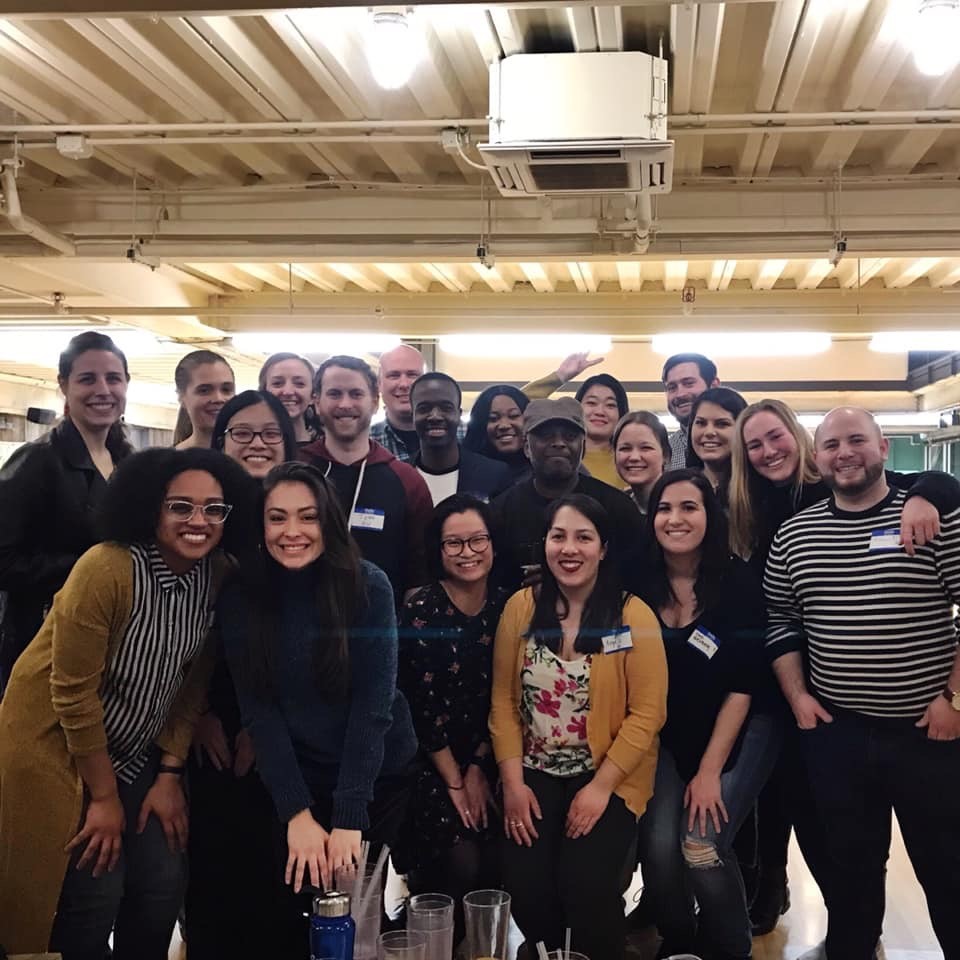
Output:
[580,384,620,444]
[691,400,737,469]
[412,378,461,451]
[263,358,313,422]
[59,349,128,435]
[155,469,225,574]
[544,505,607,593]
[487,393,525,454]
[378,344,425,424]
[439,509,493,587]
[653,480,707,559]
[664,361,711,426]
[222,402,286,479]
[263,480,325,570]
[180,361,235,434]
[742,409,801,485]
[315,366,377,445]
[615,422,665,491]
[815,408,888,500]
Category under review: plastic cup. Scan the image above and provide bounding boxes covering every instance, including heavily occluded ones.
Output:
[407,893,455,960]
[378,930,428,959]
[336,863,382,960]
[462,889,511,960]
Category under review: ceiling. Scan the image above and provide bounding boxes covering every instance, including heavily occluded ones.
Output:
[0,0,959,412]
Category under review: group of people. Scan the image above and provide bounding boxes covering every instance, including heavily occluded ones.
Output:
[0,332,958,960]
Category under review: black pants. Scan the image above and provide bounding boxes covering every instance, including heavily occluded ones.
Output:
[802,713,960,960]
[184,756,278,960]
[502,768,635,960]
[274,770,414,960]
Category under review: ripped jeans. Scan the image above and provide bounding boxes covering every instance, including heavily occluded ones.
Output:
[638,711,781,960]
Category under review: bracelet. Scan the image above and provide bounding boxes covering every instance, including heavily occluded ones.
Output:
[467,755,488,767]
[158,763,186,777]
[447,782,465,791]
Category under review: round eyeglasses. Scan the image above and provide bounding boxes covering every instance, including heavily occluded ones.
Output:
[164,500,233,524]
[440,533,492,557]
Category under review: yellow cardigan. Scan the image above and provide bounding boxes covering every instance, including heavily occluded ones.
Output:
[489,589,667,818]
[0,543,224,954]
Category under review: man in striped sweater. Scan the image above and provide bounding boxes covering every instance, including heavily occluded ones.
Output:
[764,407,960,960]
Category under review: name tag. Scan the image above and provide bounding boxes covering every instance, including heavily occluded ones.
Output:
[602,627,633,654]
[687,627,719,659]
[869,528,902,552]
[350,507,386,532]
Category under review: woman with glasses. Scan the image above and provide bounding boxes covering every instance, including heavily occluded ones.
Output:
[219,462,417,957]
[183,389,299,960]
[0,331,133,691]
[0,447,251,960]
[397,494,508,944]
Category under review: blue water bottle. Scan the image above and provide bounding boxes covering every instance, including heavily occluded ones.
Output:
[310,891,356,960]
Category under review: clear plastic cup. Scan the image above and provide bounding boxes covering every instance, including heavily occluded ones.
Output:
[407,893,454,960]
[462,889,511,960]
[378,929,428,959]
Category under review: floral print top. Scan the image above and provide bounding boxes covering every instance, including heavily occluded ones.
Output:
[521,637,594,777]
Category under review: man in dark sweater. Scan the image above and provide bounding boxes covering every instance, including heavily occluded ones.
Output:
[301,355,433,603]
[764,407,960,960]
[491,397,647,593]
[409,372,512,505]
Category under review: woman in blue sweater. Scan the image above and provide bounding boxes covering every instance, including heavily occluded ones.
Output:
[220,462,417,954]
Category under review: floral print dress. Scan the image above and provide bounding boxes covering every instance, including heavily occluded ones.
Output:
[520,638,594,777]
[396,582,509,870]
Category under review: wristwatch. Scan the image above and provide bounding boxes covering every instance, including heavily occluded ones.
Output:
[942,686,960,711]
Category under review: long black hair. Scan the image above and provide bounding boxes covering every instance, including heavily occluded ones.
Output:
[526,494,625,655]
[425,493,498,582]
[574,374,629,421]
[463,384,530,473]
[97,446,256,559]
[211,390,299,464]
[241,462,364,701]
[643,469,731,616]
[685,386,748,470]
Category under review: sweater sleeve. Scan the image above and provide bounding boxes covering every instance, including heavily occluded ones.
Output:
[219,588,315,823]
[887,469,960,515]
[48,545,129,758]
[398,465,434,592]
[763,530,807,661]
[722,562,769,696]
[0,443,77,594]
[604,597,667,777]
[934,507,960,607]
[332,564,401,830]
[488,590,530,763]
[520,372,562,400]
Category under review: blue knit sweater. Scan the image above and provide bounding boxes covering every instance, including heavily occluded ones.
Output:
[219,559,417,830]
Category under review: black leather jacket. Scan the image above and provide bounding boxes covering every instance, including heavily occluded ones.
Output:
[0,418,130,685]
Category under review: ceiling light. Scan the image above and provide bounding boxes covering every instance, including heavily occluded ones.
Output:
[230,332,402,356]
[651,332,831,357]
[439,334,612,358]
[798,412,942,429]
[870,331,960,352]
[0,327,173,366]
[365,9,425,90]
[914,0,960,77]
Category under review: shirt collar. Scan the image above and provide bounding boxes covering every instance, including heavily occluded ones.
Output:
[147,542,206,592]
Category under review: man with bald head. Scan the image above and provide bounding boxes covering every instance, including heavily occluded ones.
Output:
[764,407,960,960]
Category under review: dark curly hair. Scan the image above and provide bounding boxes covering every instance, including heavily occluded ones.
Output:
[97,447,258,558]
[425,493,498,582]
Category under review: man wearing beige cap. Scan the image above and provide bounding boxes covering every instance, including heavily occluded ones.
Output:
[491,397,647,592]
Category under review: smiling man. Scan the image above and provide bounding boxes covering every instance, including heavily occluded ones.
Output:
[301,355,433,603]
[662,353,720,468]
[409,372,512,506]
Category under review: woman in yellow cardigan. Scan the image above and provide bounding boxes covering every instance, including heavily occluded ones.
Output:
[489,493,667,960]
[0,447,253,960]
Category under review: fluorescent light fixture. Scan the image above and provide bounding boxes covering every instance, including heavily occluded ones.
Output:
[651,332,831,357]
[870,331,960,352]
[798,412,941,429]
[126,381,180,408]
[0,327,172,367]
[914,0,960,77]
[231,333,402,356]
[439,334,612,358]
[365,9,426,90]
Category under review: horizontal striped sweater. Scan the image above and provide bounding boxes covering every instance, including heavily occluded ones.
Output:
[764,487,960,719]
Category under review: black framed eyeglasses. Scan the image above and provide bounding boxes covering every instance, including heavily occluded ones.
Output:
[164,500,233,524]
[440,534,492,557]
[225,426,285,445]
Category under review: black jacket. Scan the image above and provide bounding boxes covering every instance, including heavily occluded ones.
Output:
[0,418,129,685]
[413,445,514,504]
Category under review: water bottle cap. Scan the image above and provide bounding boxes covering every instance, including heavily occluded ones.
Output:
[313,890,351,917]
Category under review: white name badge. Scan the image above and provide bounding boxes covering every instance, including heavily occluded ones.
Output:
[602,627,633,654]
[869,527,902,553]
[687,627,719,660]
[350,507,386,532]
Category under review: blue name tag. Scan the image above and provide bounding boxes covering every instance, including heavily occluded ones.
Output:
[687,627,719,659]
[350,507,386,532]
[601,626,632,654]
[869,527,901,553]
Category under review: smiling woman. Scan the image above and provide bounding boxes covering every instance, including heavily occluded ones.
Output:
[173,350,237,450]
[574,374,629,489]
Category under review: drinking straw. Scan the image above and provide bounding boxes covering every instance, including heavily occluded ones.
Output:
[535,942,550,960]
[351,839,370,904]
[357,842,391,920]
[564,928,571,960]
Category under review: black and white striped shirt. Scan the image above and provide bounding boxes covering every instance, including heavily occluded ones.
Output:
[764,488,960,719]
[100,543,212,783]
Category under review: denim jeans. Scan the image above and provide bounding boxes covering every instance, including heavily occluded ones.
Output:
[802,711,960,960]
[49,752,185,960]
[638,710,782,960]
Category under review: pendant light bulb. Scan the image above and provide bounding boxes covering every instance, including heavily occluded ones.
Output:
[366,9,424,90]
[914,0,960,77]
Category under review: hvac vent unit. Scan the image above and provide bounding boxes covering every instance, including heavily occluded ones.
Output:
[479,51,673,197]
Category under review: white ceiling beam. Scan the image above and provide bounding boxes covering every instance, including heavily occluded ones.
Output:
[423,263,470,293]
[407,22,470,119]
[428,7,490,115]
[288,263,344,293]
[594,6,624,52]
[182,262,263,292]
[752,258,789,290]
[839,257,889,288]
[690,3,725,114]
[578,261,599,293]
[566,261,587,293]
[566,5,598,52]
[328,263,386,293]
[928,261,960,288]
[377,263,429,293]
[669,2,697,116]
[236,263,305,292]
[489,8,525,57]
[795,259,834,290]
[519,262,554,293]
[883,257,941,289]
[664,260,689,291]
[707,259,737,291]
[616,261,641,292]
[468,9,504,68]
[471,262,511,293]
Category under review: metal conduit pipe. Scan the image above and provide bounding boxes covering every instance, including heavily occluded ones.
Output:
[0,162,76,256]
